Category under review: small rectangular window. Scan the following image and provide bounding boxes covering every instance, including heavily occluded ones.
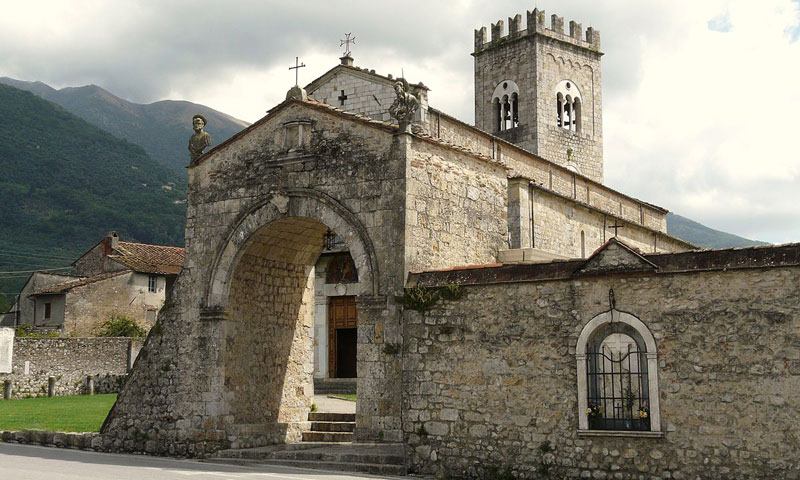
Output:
[44,302,51,319]
[148,275,157,293]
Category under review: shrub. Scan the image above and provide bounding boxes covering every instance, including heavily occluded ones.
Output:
[98,315,147,337]
[14,324,59,338]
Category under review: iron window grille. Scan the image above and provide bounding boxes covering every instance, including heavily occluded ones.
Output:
[586,342,650,431]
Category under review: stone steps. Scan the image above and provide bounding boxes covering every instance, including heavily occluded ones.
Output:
[206,457,406,476]
[311,421,355,432]
[309,412,355,422]
[301,431,352,442]
[208,442,406,476]
[303,412,356,442]
[313,378,357,395]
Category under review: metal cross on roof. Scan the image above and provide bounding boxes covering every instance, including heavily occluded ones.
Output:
[340,32,356,56]
[289,56,306,86]
[608,221,624,237]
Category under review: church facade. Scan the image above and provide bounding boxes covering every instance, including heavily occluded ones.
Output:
[99,8,800,479]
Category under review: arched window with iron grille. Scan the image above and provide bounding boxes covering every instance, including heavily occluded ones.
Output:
[576,310,662,433]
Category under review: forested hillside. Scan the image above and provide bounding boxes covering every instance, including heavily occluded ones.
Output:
[0,84,187,297]
[667,213,769,248]
[0,77,248,177]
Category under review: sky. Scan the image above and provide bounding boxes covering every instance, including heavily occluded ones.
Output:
[1,0,799,244]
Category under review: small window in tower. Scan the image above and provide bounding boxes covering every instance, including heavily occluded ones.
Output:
[502,95,512,130]
[581,230,586,258]
[557,93,564,127]
[491,80,520,132]
[511,93,519,128]
[493,98,502,132]
[148,275,157,293]
[44,302,51,319]
[555,80,582,132]
[564,95,573,130]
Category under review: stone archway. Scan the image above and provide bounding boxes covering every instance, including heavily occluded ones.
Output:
[207,189,378,310]
[206,190,379,448]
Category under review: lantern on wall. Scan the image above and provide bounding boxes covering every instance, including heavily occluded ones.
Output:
[323,228,337,251]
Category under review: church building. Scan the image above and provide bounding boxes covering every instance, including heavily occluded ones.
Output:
[98,8,800,480]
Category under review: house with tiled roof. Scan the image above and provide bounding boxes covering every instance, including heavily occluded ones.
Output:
[17,232,184,336]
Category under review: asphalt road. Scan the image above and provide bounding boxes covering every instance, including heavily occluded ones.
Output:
[0,443,400,480]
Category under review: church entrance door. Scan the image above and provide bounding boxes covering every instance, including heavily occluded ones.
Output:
[328,296,357,378]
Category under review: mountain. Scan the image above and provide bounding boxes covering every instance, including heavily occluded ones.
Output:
[667,213,769,249]
[0,77,249,177]
[0,83,188,295]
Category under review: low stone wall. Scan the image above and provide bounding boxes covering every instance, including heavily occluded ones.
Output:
[402,265,800,479]
[0,430,101,449]
[0,337,142,399]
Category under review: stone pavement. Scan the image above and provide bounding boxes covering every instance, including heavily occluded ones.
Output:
[0,442,405,479]
[313,395,355,414]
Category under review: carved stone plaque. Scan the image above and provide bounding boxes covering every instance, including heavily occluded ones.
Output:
[0,327,14,373]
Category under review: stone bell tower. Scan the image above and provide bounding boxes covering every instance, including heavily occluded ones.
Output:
[473,9,604,183]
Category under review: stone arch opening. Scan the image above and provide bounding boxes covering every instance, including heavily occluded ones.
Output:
[206,191,378,447]
[555,80,582,131]
[207,191,378,309]
[492,80,520,132]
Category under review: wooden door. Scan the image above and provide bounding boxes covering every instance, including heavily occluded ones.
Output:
[328,296,357,378]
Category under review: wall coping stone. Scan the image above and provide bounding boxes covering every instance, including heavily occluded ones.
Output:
[408,241,800,287]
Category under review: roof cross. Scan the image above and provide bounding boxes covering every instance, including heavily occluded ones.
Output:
[608,221,624,237]
[340,32,356,56]
[289,56,306,86]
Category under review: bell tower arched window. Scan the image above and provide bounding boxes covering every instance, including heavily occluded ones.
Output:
[492,80,520,132]
[576,310,662,434]
[555,80,581,132]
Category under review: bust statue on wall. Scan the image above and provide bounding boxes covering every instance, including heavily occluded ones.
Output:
[188,114,212,162]
[388,78,418,133]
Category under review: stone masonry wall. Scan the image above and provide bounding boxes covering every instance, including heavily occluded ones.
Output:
[534,37,603,182]
[402,266,800,479]
[0,337,141,398]
[308,70,397,123]
[102,101,410,455]
[73,243,127,277]
[534,188,686,256]
[308,68,429,126]
[426,112,670,237]
[474,16,603,183]
[64,272,156,336]
[225,252,314,448]
[406,138,508,271]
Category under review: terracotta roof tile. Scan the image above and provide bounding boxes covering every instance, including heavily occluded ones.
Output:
[34,270,131,295]
[109,242,185,275]
[407,242,800,287]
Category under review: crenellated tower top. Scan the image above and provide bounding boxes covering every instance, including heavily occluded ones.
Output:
[473,8,605,183]
[474,8,601,54]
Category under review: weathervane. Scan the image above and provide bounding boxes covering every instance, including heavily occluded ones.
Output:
[289,56,306,86]
[340,32,356,57]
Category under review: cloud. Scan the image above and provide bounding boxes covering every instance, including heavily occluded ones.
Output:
[1,0,799,243]
[603,0,800,244]
[708,12,733,32]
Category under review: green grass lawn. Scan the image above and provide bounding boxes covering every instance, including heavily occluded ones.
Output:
[327,394,356,402]
[0,394,116,432]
